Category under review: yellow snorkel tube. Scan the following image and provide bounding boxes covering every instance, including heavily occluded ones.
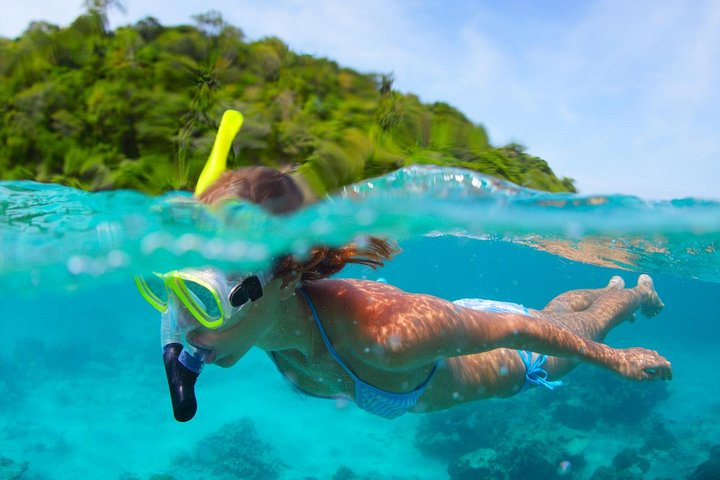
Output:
[194,110,244,197]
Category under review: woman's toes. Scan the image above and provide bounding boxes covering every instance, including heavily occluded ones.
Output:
[637,274,665,317]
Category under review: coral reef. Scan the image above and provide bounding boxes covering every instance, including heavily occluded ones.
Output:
[612,448,650,473]
[415,365,676,479]
[445,434,587,480]
[330,466,420,480]
[2,420,72,457]
[551,403,597,431]
[688,445,720,480]
[0,355,25,410]
[0,456,29,480]
[548,368,672,429]
[332,467,367,480]
[117,473,177,480]
[414,400,514,460]
[588,465,643,480]
[583,447,652,479]
[639,417,676,455]
[174,417,285,480]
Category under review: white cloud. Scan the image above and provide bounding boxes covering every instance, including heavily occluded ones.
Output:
[433,0,720,199]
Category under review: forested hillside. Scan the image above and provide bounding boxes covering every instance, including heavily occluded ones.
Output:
[0,8,576,195]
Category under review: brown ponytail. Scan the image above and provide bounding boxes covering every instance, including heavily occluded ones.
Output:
[272,236,400,283]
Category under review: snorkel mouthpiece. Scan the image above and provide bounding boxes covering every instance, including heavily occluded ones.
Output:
[162,343,211,422]
[160,299,211,422]
[163,343,197,422]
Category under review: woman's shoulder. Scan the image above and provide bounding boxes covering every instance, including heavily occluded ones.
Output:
[302,278,440,334]
[302,278,406,307]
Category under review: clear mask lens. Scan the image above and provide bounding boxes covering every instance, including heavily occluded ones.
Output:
[145,275,169,304]
[182,278,222,320]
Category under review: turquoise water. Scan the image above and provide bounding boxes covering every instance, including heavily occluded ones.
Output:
[1,165,719,479]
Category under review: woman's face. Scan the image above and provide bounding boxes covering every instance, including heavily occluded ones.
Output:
[184,273,303,367]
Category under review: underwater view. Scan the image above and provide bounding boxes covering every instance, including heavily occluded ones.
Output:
[1,166,719,479]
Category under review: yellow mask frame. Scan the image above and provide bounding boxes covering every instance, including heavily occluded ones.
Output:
[134,272,225,329]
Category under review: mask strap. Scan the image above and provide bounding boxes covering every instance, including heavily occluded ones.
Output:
[228,270,273,307]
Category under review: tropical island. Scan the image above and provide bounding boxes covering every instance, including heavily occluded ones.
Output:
[0,7,576,196]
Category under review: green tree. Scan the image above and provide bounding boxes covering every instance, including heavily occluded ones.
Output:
[0,13,575,195]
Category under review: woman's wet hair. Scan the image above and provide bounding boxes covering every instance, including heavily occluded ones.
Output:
[199,166,399,281]
[273,236,399,283]
[197,166,304,215]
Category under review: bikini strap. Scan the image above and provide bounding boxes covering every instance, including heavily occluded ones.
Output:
[298,287,363,383]
[518,350,564,390]
[298,287,441,392]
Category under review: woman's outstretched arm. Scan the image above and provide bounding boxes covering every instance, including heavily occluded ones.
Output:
[372,291,671,381]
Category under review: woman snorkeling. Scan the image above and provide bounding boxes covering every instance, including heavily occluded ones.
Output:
[140,165,670,421]
[137,112,671,421]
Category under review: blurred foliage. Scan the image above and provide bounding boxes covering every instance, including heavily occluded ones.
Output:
[0,9,576,195]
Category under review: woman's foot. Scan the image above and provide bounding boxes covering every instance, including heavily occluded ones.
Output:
[637,274,664,317]
[607,276,636,322]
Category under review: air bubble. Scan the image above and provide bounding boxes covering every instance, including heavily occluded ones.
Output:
[174,234,203,254]
[355,209,376,226]
[311,219,332,234]
[140,232,171,255]
[204,239,225,258]
[106,250,129,268]
[335,396,349,410]
[67,256,86,275]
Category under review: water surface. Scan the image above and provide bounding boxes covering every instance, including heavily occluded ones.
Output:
[1,166,718,479]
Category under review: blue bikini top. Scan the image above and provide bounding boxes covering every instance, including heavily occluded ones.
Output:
[298,288,439,419]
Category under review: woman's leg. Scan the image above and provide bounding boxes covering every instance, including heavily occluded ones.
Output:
[541,275,625,314]
[415,275,664,412]
[533,274,664,378]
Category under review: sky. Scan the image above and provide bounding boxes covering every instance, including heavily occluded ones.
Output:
[1,0,719,200]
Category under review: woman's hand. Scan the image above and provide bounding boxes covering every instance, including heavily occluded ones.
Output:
[611,347,672,380]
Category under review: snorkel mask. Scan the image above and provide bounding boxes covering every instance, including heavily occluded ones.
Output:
[137,110,252,422]
[136,267,270,421]
[135,268,269,329]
